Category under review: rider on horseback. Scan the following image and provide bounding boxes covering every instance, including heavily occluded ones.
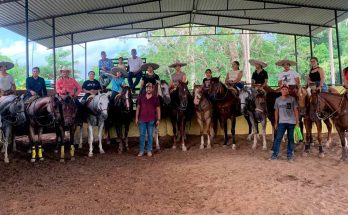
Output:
[249,59,271,92]
[139,63,160,95]
[0,61,16,97]
[24,67,47,105]
[225,61,244,94]
[55,67,82,104]
[169,60,187,93]
[276,59,300,99]
[81,71,101,105]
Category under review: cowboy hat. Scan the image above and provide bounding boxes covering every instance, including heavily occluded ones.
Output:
[280,84,289,89]
[249,59,267,68]
[168,60,187,68]
[140,63,160,71]
[0,62,14,70]
[59,66,72,73]
[109,67,128,78]
[275,59,296,67]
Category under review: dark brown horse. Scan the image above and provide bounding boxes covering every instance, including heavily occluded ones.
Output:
[310,91,347,160]
[297,87,333,157]
[208,77,239,149]
[26,96,62,162]
[169,81,194,151]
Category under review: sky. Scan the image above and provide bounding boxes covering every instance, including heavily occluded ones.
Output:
[0,28,149,79]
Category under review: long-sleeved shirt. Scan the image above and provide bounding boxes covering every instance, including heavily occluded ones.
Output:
[26,76,47,97]
[56,77,81,97]
[98,58,113,71]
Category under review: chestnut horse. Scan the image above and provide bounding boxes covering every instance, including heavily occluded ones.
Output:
[208,77,239,149]
[310,91,347,160]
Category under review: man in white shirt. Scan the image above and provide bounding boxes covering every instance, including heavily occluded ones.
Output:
[127,49,144,91]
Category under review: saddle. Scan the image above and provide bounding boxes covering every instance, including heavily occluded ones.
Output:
[0,89,15,97]
[24,95,39,106]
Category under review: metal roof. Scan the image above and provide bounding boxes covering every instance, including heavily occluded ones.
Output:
[1,0,347,48]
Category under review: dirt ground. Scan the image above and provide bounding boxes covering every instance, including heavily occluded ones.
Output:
[1,134,348,215]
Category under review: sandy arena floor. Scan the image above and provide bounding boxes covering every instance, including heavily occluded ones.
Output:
[1,134,348,215]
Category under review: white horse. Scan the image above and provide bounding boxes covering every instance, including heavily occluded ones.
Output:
[77,93,109,157]
[0,95,26,163]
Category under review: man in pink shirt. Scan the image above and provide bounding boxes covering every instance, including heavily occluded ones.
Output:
[56,67,81,97]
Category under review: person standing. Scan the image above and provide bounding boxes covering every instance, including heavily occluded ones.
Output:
[25,67,47,100]
[135,82,161,157]
[81,71,101,104]
[0,61,16,97]
[271,85,299,161]
[127,49,144,92]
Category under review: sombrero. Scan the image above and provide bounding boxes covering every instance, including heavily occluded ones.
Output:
[275,59,296,67]
[168,60,187,68]
[59,66,72,73]
[140,63,160,71]
[107,67,128,78]
[249,59,267,68]
[0,62,14,70]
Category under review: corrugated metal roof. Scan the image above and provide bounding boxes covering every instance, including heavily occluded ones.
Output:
[1,0,347,48]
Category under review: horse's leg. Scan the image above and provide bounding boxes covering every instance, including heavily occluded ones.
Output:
[245,115,253,141]
[124,120,130,151]
[11,128,16,152]
[105,122,111,145]
[171,118,177,149]
[337,126,347,161]
[231,116,236,150]
[303,118,312,156]
[299,115,304,144]
[88,124,94,157]
[323,119,332,148]
[59,126,65,162]
[3,126,11,163]
[116,124,123,154]
[261,118,267,150]
[54,129,60,153]
[78,124,84,149]
[181,116,187,152]
[69,125,76,161]
[221,118,229,146]
[37,127,44,161]
[98,121,105,154]
[205,113,212,149]
[28,125,36,162]
[316,121,324,158]
[154,126,160,150]
[197,113,204,149]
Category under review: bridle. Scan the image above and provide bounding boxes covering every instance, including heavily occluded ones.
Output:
[315,93,345,121]
[31,97,60,127]
[211,81,229,101]
[1,96,25,126]
[91,94,108,115]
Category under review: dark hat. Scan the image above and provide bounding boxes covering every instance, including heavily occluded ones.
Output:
[140,63,160,71]
[0,62,14,70]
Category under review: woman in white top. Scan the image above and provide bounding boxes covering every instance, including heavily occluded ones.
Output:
[225,61,243,90]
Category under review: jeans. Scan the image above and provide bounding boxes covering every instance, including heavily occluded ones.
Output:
[139,120,155,153]
[128,71,143,90]
[315,81,328,92]
[272,123,295,159]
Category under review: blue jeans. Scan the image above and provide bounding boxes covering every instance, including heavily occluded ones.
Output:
[139,120,155,153]
[272,123,295,159]
[128,71,143,90]
[315,81,328,92]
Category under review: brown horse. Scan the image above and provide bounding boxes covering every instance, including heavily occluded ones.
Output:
[297,87,332,157]
[208,77,239,149]
[311,91,348,160]
[193,85,212,149]
[26,96,62,162]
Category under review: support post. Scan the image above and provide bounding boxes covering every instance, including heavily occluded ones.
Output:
[52,17,56,87]
[335,10,343,85]
[25,0,29,77]
[294,35,298,71]
[71,34,74,78]
[84,42,87,80]
[309,25,313,58]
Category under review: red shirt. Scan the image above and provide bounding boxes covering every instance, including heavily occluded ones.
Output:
[138,94,160,122]
[345,71,348,82]
[56,77,81,97]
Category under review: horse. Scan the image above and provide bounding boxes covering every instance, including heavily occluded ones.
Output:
[263,87,281,141]
[297,87,333,157]
[26,96,62,162]
[77,93,109,157]
[152,80,171,150]
[208,77,239,149]
[55,95,78,162]
[239,87,268,150]
[193,85,212,149]
[0,95,26,163]
[105,86,133,154]
[169,81,194,151]
[310,91,346,159]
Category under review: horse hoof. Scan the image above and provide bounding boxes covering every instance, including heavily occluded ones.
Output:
[39,158,44,161]
[99,150,105,154]
[27,149,32,154]
[60,159,65,163]
[232,144,236,150]
[319,153,325,158]
[156,146,161,150]
[207,144,212,149]
[30,158,36,163]
[88,153,93,157]
[172,145,176,150]
[118,150,122,154]
[70,157,75,161]
[182,146,187,152]
[200,145,204,150]
[4,158,9,163]
[262,146,267,151]
[302,152,309,157]
[54,150,58,154]
[252,145,257,150]
[78,145,83,149]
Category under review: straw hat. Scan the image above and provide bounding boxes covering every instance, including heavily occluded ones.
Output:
[275,59,296,67]
[140,63,160,71]
[59,66,72,73]
[109,67,127,77]
[249,59,267,68]
[0,62,14,70]
[168,60,187,68]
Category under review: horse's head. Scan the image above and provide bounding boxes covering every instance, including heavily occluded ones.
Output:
[309,91,329,121]
[297,87,308,116]
[193,85,203,106]
[159,80,171,105]
[95,93,109,120]
[255,90,267,118]
[239,86,254,114]
[208,77,221,95]
[59,95,77,126]
[48,96,63,123]
[7,95,26,125]
[177,81,191,109]
[115,86,132,113]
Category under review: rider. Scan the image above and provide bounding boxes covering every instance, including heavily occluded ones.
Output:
[0,61,16,97]
[81,71,101,105]
[25,67,47,103]
[225,61,244,90]
[109,67,126,102]
[169,60,187,92]
[250,59,269,92]
[202,68,212,92]
[307,57,327,92]
[99,51,113,91]
[276,59,300,98]
[139,63,160,94]
[127,49,144,92]
[55,67,82,106]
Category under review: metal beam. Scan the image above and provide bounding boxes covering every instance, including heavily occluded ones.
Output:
[245,0,348,11]
[25,0,29,78]
[335,10,343,84]
[33,12,190,41]
[52,18,56,86]
[0,0,20,5]
[84,42,87,81]
[294,35,298,71]
[309,25,313,57]
[71,34,74,78]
